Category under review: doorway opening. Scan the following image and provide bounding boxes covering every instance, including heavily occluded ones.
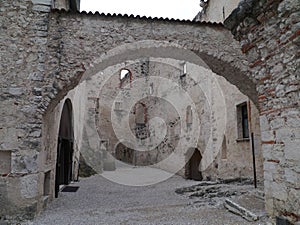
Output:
[115,142,135,165]
[185,148,202,181]
[55,99,74,198]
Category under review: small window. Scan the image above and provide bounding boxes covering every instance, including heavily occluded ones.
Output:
[120,69,130,80]
[119,69,132,88]
[237,102,249,139]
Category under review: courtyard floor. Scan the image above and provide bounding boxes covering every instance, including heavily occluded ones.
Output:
[24,164,266,225]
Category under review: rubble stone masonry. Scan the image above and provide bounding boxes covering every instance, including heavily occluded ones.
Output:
[225,0,300,223]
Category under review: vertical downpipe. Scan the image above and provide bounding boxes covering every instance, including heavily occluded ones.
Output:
[248,100,257,188]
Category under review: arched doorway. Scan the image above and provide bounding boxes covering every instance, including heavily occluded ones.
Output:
[185,148,202,181]
[55,99,74,198]
[115,142,135,165]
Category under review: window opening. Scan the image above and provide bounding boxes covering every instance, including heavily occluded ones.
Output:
[237,102,249,139]
[119,69,132,88]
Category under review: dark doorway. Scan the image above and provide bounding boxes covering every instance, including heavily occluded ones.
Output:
[55,99,74,198]
[185,148,202,181]
[115,143,135,165]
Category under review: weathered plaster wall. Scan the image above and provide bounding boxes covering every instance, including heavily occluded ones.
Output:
[209,76,263,181]
[84,57,263,182]
[225,0,300,223]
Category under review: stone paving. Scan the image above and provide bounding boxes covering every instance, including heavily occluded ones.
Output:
[25,165,266,225]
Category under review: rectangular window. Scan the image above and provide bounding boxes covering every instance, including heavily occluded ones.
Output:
[237,102,249,139]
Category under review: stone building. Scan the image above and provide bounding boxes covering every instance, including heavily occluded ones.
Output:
[88,57,263,181]
[0,0,299,224]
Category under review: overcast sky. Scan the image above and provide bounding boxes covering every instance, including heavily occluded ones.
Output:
[80,0,201,20]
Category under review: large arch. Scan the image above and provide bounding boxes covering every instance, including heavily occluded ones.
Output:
[40,14,264,217]
[44,10,258,115]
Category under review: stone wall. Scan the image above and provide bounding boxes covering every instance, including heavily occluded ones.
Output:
[225,0,300,223]
[0,0,52,220]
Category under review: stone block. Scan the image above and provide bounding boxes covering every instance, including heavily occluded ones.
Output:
[270,118,285,130]
[286,117,300,128]
[0,127,18,150]
[0,182,8,211]
[264,170,273,181]
[265,197,274,216]
[20,174,38,199]
[0,151,11,175]
[272,183,287,201]
[260,115,270,132]
[276,128,294,142]
[284,168,298,184]
[32,5,50,12]
[11,152,38,174]
[261,130,274,142]
[224,198,259,221]
[31,0,51,5]
[285,140,300,161]
[264,161,278,171]
[8,87,24,96]
[287,188,300,214]
[262,144,273,159]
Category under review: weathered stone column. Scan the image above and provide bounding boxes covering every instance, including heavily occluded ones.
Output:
[225,0,300,223]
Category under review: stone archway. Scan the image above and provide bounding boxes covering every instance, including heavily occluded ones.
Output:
[55,99,74,198]
[41,17,260,220]
[44,11,258,114]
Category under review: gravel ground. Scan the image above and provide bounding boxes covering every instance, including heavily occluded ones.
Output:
[24,166,266,225]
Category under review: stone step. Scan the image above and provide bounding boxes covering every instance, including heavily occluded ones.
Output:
[224,198,259,222]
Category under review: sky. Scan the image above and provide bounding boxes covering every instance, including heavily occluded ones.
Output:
[80,0,201,20]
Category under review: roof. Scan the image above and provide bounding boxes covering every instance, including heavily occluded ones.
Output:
[51,8,223,26]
